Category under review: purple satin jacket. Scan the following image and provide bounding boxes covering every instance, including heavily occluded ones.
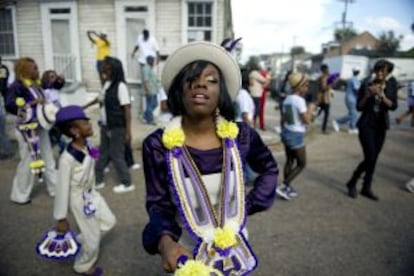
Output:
[6,80,43,115]
[142,122,279,254]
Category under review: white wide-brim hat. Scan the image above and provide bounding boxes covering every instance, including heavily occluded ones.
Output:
[161,41,241,101]
[37,103,59,130]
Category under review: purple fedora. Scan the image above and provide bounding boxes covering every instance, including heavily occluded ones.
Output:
[55,105,89,124]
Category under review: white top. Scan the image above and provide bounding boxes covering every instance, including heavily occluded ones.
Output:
[235,88,255,123]
[157,87,172,123]
[136,34,160,64]
[43,88,61,107]
[248,70,266,98]
[99,81,131,126]
[282,94,307,133]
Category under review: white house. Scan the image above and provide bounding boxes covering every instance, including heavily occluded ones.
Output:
[1,0,234,92]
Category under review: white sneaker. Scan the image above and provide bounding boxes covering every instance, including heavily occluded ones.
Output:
[276,184,291,200]
[274,126,281,134]
[348,128,359,134]
[104,167,110,173]
[113,184,135,194]
[406,178,414,193]
[95,182,105,189]
[332,120,339,132]
[130,163,141,170]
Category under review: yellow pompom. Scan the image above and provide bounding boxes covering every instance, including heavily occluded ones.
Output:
[213,226,237,250]
[175,260,222,276]
[16,97,26,107]
[29,159,45,169]
[162,128,185,150]
[217,120,239,139]
[22,78,32,87]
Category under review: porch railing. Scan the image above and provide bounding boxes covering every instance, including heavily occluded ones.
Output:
[53,54,77,82]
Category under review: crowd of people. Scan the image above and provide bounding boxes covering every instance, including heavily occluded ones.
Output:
[0,30,412,275]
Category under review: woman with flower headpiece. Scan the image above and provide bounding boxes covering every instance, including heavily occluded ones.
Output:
[6,57,57,205]
[142,41,278,275]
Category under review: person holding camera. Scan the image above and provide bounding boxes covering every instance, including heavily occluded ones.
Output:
[345,60,398,201]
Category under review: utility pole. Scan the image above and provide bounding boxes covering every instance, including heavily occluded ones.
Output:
[338,0,355,29]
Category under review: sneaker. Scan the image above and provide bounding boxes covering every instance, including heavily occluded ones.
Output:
[285,186,298,198]
[95,182,105,189]
[347,128,358,134]
[276,184,291,200]
[406,178,414,193]
[332,120,339,132]
[104,167,110,173]
[130,163,141,170]
[113,184,135,194]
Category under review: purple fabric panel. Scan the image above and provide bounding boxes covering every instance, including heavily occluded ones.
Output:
[6,81,37,115]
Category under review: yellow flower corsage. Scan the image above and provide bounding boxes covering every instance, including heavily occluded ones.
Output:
[213,225,237,250]
[175,259,223,276]
[162,128,185,149]
[216,120,239,140]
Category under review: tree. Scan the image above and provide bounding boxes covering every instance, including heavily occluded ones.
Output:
[377,30,403,56]
[334,27,357,42]
[290,46,305,56]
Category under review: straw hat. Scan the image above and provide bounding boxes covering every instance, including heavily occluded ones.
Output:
[161,41,241,100]
[288,73,308,90]
[36,103,59,130]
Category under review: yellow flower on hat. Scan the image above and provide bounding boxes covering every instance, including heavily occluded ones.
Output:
[216,120,238,140]
[213,225,237,250]
[162,128,185,150]
[174,260,223,276]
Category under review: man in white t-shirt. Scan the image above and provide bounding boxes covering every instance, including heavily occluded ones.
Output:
[131,29,160,75]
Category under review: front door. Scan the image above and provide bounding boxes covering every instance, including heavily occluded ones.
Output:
[41,2,81,82]
[116,1,155,83]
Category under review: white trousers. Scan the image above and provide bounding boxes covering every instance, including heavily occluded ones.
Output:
[10,128,57,203]
[72,192,116,273]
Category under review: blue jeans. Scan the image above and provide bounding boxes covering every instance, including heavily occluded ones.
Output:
[336,96,358,129]
[144,94,158,124]
[0,112,13,156]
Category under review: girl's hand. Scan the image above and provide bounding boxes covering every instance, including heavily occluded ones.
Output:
[56,219,69,234]
[158,235,191,273]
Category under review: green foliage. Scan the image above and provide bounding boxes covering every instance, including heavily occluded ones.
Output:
[290,46,305,56]
[377,30,403,56]
[334,27,357,42]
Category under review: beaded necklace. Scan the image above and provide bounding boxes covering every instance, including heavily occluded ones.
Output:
[163,116,257,275]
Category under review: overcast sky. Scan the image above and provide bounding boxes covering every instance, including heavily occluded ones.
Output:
[232,0,414,61]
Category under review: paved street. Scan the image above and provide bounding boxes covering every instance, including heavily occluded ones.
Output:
[0,90,413,276]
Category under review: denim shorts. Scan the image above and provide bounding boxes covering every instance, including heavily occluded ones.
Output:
[281,129,305,149]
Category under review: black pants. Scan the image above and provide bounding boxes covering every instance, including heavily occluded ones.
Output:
[318,103,330,132]
[349,126,386,190]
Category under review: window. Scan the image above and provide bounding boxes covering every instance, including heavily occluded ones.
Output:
[0,7,17,57]
[187,2,213,42]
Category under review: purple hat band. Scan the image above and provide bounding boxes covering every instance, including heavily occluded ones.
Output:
[56,105,89,124]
